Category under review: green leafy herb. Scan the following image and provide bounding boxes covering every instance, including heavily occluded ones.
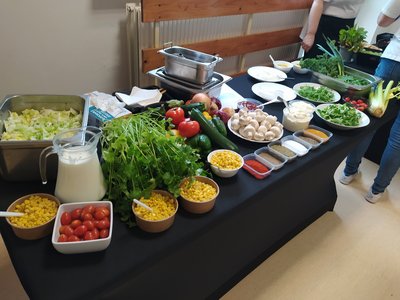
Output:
[318,104,361,126]
[100,109,204,226]
[298,86,334,102]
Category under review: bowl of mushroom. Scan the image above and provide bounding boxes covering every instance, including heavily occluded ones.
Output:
[227,108,284,143]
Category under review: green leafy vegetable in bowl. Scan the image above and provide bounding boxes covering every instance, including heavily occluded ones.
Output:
[317,104,361,126]
[298,86,334,102]
[2,108,82,141]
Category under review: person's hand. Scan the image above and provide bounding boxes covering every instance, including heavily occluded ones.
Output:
[301,33,315,52]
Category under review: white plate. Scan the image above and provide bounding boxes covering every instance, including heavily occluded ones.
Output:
[293,82,341,104]
[227,118,284,143]
[315,103,370,130]
[251,82,297,102]
[248,66,287,82]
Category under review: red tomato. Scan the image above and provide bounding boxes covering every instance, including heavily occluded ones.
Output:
[96,219,108,230]
[94,210,106,220]
[71,208,82,220]
[92,228,100,239]
[95,206,110,217]
[59,225,66,234]
[165,107,185,126]
[60,212,72,225]
[74,225,88,237]
[84,231,96,241]
[67,235,80,242]
[63,225,74,237]
[70,219,82,229]
[99,229,109,239]
[178,120,200,138]
[83,220,95,231]
[81,212,94,221]
[58,234,68,242]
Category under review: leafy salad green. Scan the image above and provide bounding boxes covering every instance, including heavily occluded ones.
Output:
[1,108,82,141]
[100,108,205,226]
[298,86,334,102]
[317,104,361,126]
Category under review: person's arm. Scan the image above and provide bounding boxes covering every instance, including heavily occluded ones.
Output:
[377,12,397,27]
[378,0,400,27]
[301,0,324,52]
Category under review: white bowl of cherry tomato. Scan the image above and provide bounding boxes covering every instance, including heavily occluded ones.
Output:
[51,201,113,254]
[343,95,369,112]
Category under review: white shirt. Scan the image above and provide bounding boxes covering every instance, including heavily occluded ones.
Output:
[380,0,400,62]
[323,0,365,19]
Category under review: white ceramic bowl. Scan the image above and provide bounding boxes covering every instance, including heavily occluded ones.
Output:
[273,60,293,73]
[207,149,244,178]
[292,60,308,74]
[51,201,113,254]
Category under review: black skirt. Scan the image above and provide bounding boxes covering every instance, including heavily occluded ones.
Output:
[303,14,355,58]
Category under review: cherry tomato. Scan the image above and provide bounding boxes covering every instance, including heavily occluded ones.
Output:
[81,212,94,221]
[178,120,200,138]
[84,231,96,241]
[344,97,351,102]
[61,212,72,225]
[58,234,68,242]
[94,210,106,220]
[71,208,82,220]
[96,219,108,230]
[95,206,110,217]
[67,235,80,242]
[63,225,74,237]
[92,228,100,239]
[70,219,82,229]
[59,225,66,234]
[83,220,95,231]
[74,225,88,237]
[99,229,109,239]
[82,205,95,215]
[165,107,185,126]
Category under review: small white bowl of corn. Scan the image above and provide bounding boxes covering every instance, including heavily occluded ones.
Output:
[207,149,244,178]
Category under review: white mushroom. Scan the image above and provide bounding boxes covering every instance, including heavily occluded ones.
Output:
[231,118,240,131]
[231,112,240,120]
[238,108,248,117]
[249,119,259,130]
[265,115,277,126]
[238,127,247,137]
[255,110,267,123]
[257,125,268,135]
[260,120,271,130]
[242,124,256,139]
[275,121,283,129]
[239,115,252,126]
[264,131,275,141]
[248,111,257,119]
[270,126,282,137]
[253,131,265,141]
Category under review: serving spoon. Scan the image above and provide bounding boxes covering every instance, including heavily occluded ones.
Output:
[133,199,154,212]
[0,211,24,217]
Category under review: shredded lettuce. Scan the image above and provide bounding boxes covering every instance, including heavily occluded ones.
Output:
[1,108,82,141]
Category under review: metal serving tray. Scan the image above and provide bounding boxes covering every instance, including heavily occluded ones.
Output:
[0,95,89,181]
[311,66,381,97]
[158,46,223,85]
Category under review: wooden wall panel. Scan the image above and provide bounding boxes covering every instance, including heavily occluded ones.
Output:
[142,27,302,73]
[141,0,312,22]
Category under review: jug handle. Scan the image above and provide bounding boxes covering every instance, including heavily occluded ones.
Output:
[39,146,56,184]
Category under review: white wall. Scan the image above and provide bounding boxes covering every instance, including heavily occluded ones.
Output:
[0,0,136,100]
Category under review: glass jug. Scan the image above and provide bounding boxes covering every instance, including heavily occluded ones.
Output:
[40,126,107,203]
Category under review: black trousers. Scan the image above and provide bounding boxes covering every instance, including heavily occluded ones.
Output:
[303,14,355,58]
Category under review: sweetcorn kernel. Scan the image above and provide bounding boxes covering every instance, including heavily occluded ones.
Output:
[133,192,176,221]
[180,179,217,202]
[210,150,242,170]
[9,195,58,228]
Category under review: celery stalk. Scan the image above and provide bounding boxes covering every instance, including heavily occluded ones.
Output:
[368,80,400,118]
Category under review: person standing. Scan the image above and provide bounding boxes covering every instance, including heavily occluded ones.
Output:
[339,0,400,203]
[301,0,365,58]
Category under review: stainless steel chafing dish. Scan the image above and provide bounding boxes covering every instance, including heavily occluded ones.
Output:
[158,46,223,85]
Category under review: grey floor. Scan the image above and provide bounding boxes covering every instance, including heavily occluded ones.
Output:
[1,158,399,300]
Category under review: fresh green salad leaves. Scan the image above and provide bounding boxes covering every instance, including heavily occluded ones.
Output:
[318,104,361,126]
[298,86,334,102]
[2,108,82,141]
[100,108,204,226]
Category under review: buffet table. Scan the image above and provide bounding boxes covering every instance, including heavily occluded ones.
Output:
[0,70,399,300]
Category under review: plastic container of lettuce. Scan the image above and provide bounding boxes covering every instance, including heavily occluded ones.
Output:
[0,95,89,181]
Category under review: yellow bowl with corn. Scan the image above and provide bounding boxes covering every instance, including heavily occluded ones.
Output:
[207,149,244,178]
[179,176,219,214]
[6,193,60,240]
[132,190,178,233]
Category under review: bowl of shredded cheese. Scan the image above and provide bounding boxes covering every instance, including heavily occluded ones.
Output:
[207,149,244,178]
[179,176,219,214]
[132,190,178,233]
[6,193,60,240]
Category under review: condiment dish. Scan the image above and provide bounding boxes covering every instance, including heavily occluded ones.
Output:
[273,60,293,73]
[292,60,309,74]
[242,154,273,179]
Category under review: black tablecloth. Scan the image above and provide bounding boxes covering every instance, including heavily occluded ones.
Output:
[0,70,399,300]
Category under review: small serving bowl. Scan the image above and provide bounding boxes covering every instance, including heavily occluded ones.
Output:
[207,149,244,178]
[292,60,308,74]
[179,176,219,214]
[242,153,273,179]
[237,98,263,111]
[273,60,293,73]
[52,201,113,254]
[6,193,60,240]
[132,190,178,233]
